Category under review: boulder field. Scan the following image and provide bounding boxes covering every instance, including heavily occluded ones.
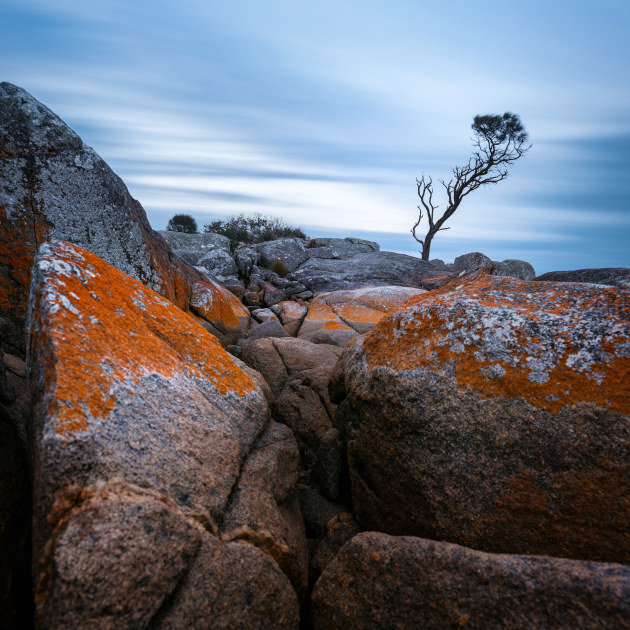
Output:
[1,83,629,628]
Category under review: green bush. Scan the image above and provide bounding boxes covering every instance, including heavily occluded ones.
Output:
[166,213,198,233]
[204,213,307,249]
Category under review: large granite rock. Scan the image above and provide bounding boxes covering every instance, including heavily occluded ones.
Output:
[535,267,630,287]
[330,269,630,562]
[0,82,248,354]
[298,286,426,346]
[158,230,231,265]
[287,251,444,295]
[196,248,240,284]
[28,240,302,628]
[492,258,536,280]
[312,532,630,630]
[256,238,310,275]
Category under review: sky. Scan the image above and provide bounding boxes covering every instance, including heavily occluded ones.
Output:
[2,0,629,274]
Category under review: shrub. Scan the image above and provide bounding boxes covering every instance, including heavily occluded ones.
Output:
[204,213,307,249]
[166,213,198,233]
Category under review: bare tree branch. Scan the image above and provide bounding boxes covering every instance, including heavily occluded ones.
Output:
[413,112,530,260]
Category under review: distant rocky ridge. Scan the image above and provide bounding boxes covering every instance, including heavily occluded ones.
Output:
[1,83,629,629]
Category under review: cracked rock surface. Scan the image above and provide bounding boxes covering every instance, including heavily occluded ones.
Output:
[330,269,630,562]
[28,240,302,628]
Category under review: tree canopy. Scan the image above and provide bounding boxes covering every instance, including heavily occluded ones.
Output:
[412,112,530,261]
[166,213,198,234]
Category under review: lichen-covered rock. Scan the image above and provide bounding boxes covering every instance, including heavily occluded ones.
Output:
[272,301,308,336]
[287,251,443,294]
[0,82,248,354]
[535,267,630,287]
[158,230,231,265]
[196,248,240,284]
[312,532,630,630]
[28,240,302,627]
[331,269,630,562]
[298,286,425,346]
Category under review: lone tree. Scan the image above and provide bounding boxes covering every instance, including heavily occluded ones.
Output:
[166,213,198,234]
[412,112,530,260]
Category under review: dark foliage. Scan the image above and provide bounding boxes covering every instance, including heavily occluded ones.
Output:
[412,112,530,260]
[166,214,198,234]
[204,213,307,249]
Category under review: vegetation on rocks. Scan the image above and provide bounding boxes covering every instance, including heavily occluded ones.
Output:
[166,213,198,233]
[204,213,307,249]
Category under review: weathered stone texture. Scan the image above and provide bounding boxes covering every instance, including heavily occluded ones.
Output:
[28,241,302,628]
[0,82,247,354]
[312,532,630,630]
[331,269,630,562]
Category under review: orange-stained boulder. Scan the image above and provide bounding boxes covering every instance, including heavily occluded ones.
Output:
[331,269,630,562]
[298,286,426,346]
[312,532,630,630]
[28,240,303,628]
[0,82,248,355]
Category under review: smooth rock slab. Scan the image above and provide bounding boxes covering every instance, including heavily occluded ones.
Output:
[312,532,630,630]
[331,269,630,562]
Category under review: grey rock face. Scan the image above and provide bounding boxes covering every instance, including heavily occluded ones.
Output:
[287,251,444,294]
[257,238,310,275]
[535,267,630,287]
[492,258,536,280]
[308,237,380,256]
[158,231,231,265]
[312,532,630,630]
[197,249,239,283]
[428,258,449,271]
[453,251,494,272]
[246,319,291,342]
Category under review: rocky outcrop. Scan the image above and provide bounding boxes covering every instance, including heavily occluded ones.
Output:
[453,252,535,280]
[158,230,230,265]
[287,251,443,294]
[28,240,303,628]
[312,532,630,630]
[298,286,426,346]
[0,82,248,355]
[535,267,630,287]
[331,269,630,562]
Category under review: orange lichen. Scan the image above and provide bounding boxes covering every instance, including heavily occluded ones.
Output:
[362,272,630,414]
[0,202,50,313]
[322,320,354,331]
[31,241,256,437]
[333,304,386,326]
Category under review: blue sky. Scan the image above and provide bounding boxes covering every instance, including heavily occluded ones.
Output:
[2,0,629,274]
